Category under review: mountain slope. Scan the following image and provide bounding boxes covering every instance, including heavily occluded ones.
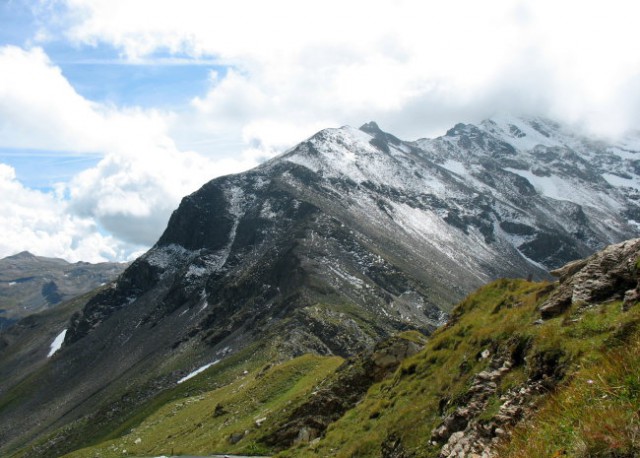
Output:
[1,116,640,457]
[281,238,640,457]
[55,238,640,458]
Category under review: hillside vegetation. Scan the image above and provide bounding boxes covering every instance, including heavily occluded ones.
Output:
[12,239,640,458]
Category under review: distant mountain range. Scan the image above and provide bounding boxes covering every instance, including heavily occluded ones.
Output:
[1,116,640,457]
[0,251,125,329]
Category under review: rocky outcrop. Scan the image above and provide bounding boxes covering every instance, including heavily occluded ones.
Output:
[539,238,640,318]
[431,357,513,457]
[431,348,564,458]
[430,238,640,458]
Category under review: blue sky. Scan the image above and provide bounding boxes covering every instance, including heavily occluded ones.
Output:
[0,0,220,187]
[0,0,639,262]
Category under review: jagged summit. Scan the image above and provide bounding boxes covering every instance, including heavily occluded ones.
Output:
[359,120,382,133]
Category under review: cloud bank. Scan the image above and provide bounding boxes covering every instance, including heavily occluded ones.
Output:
[48,0,640,137]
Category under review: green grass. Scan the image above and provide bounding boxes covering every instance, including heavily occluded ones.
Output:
[63,353,342,457]
[500,333,640,457]
[14,273,640,458]
[280,278,640,457]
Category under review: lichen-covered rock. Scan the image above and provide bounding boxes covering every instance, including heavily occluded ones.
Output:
[539,238,640,319]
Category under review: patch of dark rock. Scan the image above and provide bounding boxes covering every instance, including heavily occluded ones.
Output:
[41,281,62,305]
[529,348,566,383]
[511,174,537,196]
[444,210,468,233]
[539,296,572,319]
[157,181,235,251]
[500,221,536,236]
[381,433,415,458]
[228,431,245,444]
[507,335,532,367]
[213,403,227,417]
[518,232,583,269]
[370,136,391,154]
[530,120,551,137]
[508,124,526,138]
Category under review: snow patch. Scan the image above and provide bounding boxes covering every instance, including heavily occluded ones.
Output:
[186,264,208,278]
[47,329,67,357]
[485,115,566,150]
[602,173,640,191]
[145,244,195,269]
[177,359,221,384]
[441,160,468,177]
[505,168,623,210]
[608,146,639,160]
[260,201,278,219]
[199,300,209,313]
[327,265,364,289]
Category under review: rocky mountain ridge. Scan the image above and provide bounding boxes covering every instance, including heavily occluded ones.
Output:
[2,116,640,457]
[51,238,640,458]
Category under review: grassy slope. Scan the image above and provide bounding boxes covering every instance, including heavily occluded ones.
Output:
[282,278,640,457]
[0,290,96,430]
[12,276,640,457]
[63,353,343,458]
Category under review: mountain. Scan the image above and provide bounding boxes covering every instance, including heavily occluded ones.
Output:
[280,237,640,458]
[1,116,640,457]
[47,240,640,458]
[0,251,126,329]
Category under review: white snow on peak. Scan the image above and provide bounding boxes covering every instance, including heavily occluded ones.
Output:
[602,172,640,191]
[608,146,639,160]
[505,167,623,210]
[482,115,568,151]
[47,329,67,358]
[177,359,221,384]
[441,160,469,177]
[285,126,450,195]
[615,131,640,152]
[285,126,376,182]
[145,244,195,269]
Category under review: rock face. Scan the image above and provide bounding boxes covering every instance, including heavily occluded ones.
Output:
[432,354,553,458]
[539,238,640,318]
[64,117,640,356]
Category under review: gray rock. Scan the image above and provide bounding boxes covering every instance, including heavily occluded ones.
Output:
[540,238,640,318]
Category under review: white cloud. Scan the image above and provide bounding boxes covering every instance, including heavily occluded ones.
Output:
[0,163,126,262]
[0,45,173,154]
[0,45,259,260]
[67,147,256,246]
[41,0,640,141]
